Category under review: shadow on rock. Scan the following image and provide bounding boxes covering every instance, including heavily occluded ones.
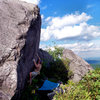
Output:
[11,12,41,100]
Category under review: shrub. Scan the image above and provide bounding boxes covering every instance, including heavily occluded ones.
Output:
[53,68,100,100]
[47,46,64,60]
[46,46,73,83]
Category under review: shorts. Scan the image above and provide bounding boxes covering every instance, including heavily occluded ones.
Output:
[31,71,39,79]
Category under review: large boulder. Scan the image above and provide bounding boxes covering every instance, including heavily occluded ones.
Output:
[62,49,93,82]
[0,0,41,100]
[38,49,53,67]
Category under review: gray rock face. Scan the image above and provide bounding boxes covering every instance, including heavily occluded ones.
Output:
[0,0,41,100]
[62,49,93,82]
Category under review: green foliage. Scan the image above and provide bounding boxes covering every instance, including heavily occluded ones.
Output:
[47,46,64,60]
[91,64,100,69]
[46,46,73,83]
[54,68,100,100]
[47,58,72,83]
[20,76,42,100]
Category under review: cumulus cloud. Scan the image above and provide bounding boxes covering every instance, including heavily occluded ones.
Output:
[41,42,100,58]
[49,12,92,28]
[41,12,100,41]
[39,44,46,49]
[59,42,100,58]
[58,42,95,52]
[41,28,51,41]
[40,42,99,52]
[45,17,52,22]
[41,14,44,19]
[20,0,40,5]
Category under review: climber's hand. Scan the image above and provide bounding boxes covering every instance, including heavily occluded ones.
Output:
[33,59,35,62]
[36,54,39,57]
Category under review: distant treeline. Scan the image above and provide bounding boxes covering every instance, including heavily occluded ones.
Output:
[91,64,100,69]
[86,59,100,64]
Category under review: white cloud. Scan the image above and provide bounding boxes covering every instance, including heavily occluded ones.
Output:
[52,25,82,39]
[58,42,100,58]
[41,28,51,41]
[49,12,92,28]
[41,6,47,10]
[58,42,95,52]
[41,12,100,41]
[45,17,52,22]
[87,4,94,9]
[41,42,100,58]
[20,0,40,5]
[41,42,97,52]
[41,14,44,19]
[39,44,46,49]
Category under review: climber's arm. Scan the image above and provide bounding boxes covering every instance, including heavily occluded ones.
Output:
[33,59,38,68]
[37,54,40,60]
[36,54,41,64]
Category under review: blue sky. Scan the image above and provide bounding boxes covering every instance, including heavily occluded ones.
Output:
[21,0,100,59]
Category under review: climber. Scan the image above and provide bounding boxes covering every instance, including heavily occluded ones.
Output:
[30,54,42,85]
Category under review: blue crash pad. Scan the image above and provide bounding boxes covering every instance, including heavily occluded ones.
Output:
[38,80,59,90]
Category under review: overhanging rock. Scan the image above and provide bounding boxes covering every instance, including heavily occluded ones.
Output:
[0,0,41,99]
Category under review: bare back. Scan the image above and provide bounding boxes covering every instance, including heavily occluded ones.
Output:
[35,64,42,72]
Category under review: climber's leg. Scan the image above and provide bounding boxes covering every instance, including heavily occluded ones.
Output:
[30,71,39,85]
